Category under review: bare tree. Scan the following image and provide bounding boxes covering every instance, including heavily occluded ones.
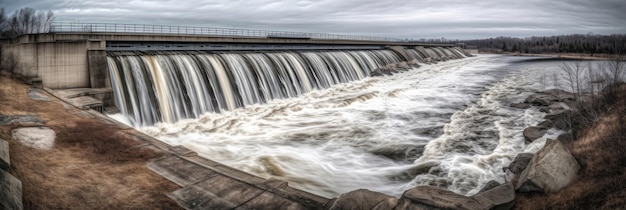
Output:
[607,55,625,85]
[560,61,588,108]
[602,54,626,103]
[0,8,6,37]
[552,72,560,89]
[2,7,54,38]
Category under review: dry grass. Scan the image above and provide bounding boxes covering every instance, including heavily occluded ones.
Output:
[0,73,181,209]
[515,85,626,209]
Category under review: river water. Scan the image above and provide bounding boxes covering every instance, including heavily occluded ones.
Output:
[114,54,571,198]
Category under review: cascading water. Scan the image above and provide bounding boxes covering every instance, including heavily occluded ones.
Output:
[107,49,403,126]
[107,48,576,199]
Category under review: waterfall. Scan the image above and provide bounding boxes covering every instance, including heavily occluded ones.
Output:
[107,50,405,126]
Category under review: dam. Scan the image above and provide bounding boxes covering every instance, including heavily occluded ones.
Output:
[1,22,480,209]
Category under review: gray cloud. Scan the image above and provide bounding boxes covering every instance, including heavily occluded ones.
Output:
[2,0,625,39]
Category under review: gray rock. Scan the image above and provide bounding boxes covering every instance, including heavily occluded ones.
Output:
[516,139,580,193]
[471,183,516,210]
[0,139,9,170]
[523,126,549,142]
[395,186,484,210]
[540,89,575,102]
[0,115,44,126]
[27,89,52,101]
[544,110,573,130]
[1,170,23,210]
[537,120,554,128]
[478,180,501,193]
[507,153,533,175]
[329,189,398,210]
[538,120,553,128]
[557,133,574,143]
[395,184,516,210]
[525,94,557,106]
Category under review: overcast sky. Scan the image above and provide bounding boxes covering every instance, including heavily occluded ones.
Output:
[2,0,625,39]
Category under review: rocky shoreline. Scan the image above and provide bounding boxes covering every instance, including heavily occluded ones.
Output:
[326,89,583,210]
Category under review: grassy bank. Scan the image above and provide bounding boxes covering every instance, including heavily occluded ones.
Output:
[0,72,181,209]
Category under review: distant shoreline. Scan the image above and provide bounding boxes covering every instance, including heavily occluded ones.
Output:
[482,52,623,61]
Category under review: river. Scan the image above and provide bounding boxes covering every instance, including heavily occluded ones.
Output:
[112,54,573,198]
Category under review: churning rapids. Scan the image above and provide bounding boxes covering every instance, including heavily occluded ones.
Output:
[110,54,567,198]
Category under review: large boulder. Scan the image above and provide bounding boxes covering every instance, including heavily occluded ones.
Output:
[471,183,516,210]
[525,94,557,106]
[516,139,580,193]
[395,186,483,210]
[540,89,574,102]
[537,120,553,128]
[328,189,397,210]
[507,153,533,175]
[544,110,573,130]
[478,180,501,193]
[557,133,574,143]
[523,126,549,142]
[394,184,515,210]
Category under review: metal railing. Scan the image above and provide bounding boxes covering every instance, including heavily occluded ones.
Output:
[50,22,402,42]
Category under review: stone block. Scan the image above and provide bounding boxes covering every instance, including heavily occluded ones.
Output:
[169,175,264,210]
[146,154,216,187]
[0,170,23,210]
[329,189,398,210]
[471,183,515,210]
[523,126,549,143]
[395,186,483,210]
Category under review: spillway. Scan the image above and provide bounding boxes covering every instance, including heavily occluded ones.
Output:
[107,49,415,126]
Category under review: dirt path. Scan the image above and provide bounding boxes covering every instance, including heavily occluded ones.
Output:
[0,73,181,209]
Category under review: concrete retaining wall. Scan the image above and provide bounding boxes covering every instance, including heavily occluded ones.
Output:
[0,138,24,210]
[1,35,105,89]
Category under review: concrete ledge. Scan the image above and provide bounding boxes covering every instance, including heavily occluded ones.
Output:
[1,168,23,210]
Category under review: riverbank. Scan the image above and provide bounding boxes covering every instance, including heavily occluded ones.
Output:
[2,56,624,209]
[501,52,623,61]
[515,84,626,209]
[0,71,182,209]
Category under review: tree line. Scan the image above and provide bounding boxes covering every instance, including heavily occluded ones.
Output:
[0,7,55,39]
[461,34,626,55]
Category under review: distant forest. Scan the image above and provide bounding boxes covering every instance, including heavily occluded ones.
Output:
[459,34,626,55]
